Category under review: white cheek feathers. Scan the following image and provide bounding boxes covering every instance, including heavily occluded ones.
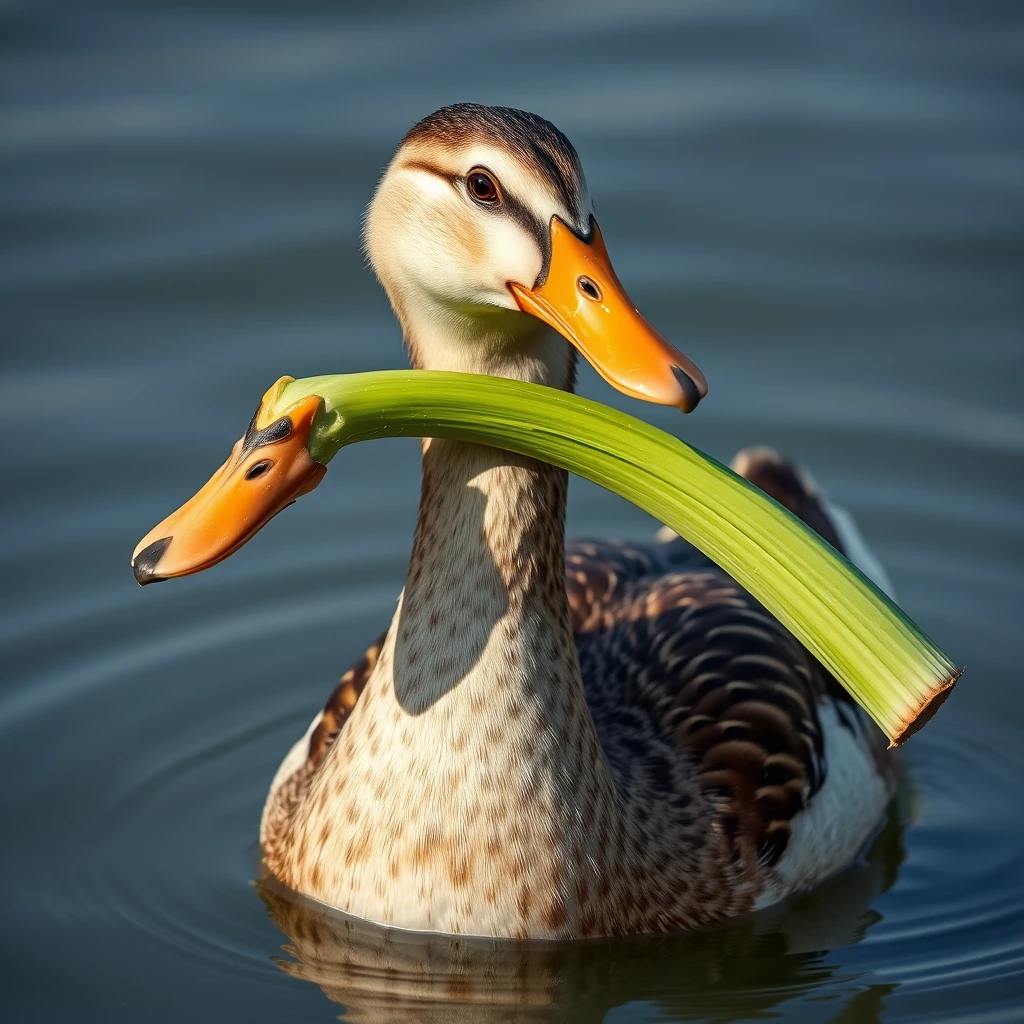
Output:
[365,161,546,317]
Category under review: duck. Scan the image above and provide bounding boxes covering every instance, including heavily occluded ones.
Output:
[133,103,897,939]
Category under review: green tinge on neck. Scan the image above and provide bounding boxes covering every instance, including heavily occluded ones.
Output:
[274,370,960,745]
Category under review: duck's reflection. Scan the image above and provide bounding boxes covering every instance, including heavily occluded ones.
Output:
[258,788,909,1024]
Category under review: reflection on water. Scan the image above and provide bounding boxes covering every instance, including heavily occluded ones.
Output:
[2,0,1023,1020]
[259,796,906,1023]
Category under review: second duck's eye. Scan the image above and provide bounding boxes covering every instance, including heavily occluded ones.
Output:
[467,170,500,204]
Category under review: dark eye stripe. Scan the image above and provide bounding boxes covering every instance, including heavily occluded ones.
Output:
[498,193,549,277]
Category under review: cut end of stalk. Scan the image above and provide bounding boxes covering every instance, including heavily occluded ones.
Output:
[889,666,965,747]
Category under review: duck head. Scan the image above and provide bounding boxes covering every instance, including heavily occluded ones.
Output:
[131,387,325,584]
[365,103,706,410]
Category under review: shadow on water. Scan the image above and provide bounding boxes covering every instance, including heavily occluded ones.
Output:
[258,794,907,1022]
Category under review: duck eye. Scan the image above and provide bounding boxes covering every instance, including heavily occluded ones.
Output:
[577,276,602,302]
[467,169,500,204]
[245,460,273,480]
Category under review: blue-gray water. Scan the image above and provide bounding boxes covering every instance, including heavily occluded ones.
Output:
[2,1,1023,1021]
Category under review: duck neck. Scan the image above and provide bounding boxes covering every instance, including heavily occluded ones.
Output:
[397,436,580,715]
[287,327,648,935]
[382,437,624,914]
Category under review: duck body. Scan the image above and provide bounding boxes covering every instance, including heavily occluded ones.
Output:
[138,102,897,938]
[259,436,893,937]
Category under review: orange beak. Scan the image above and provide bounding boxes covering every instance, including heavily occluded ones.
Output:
[131,390,326,585]
[509,217,707,412]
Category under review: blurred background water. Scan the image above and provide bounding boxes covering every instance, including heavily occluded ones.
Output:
[2,0,1023,1021]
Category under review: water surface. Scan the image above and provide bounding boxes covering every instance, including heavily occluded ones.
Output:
[2,1,1023,1021]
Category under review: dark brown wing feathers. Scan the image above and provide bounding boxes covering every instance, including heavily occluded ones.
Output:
[307,632,387,766]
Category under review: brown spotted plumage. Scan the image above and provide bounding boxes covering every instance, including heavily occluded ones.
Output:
[263,445,893,935]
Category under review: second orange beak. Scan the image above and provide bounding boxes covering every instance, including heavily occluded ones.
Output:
[509,217,707,412]
[131,391,326,585]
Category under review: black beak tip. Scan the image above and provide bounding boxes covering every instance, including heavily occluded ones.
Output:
[671,365,706,413]
[133,536,172,586]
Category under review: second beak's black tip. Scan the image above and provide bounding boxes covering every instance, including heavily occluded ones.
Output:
[671,366,704,413]
[133,536,172,586]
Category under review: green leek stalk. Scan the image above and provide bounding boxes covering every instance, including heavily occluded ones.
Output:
[269,370,961,746]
